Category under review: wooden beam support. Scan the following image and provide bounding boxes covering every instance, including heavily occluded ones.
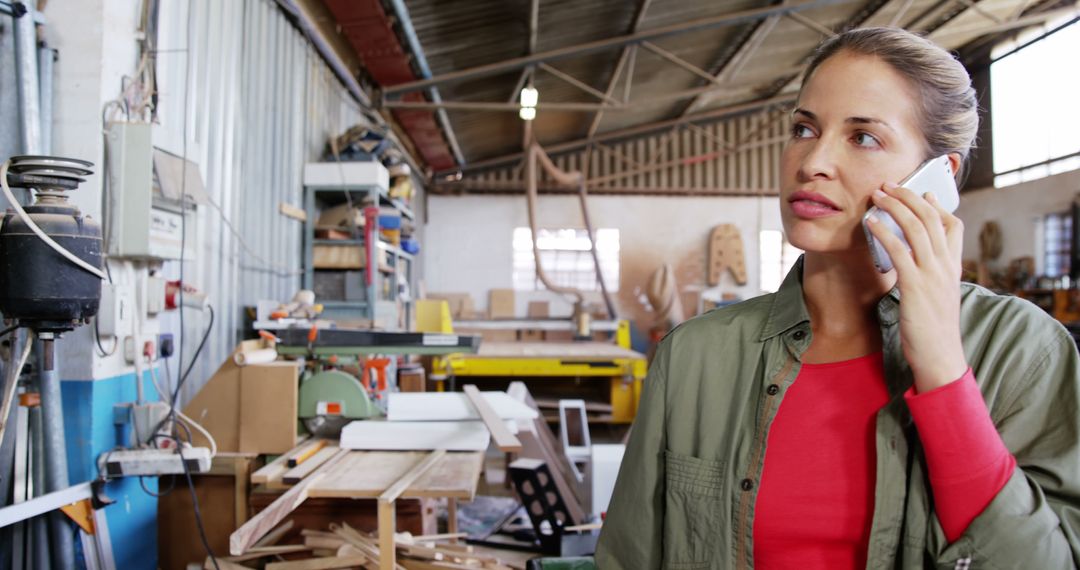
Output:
[376,450,447,570]
[463,385,522,453]
[230,449,349,555]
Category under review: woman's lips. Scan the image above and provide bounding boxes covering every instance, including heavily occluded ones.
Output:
[788,190,841,219]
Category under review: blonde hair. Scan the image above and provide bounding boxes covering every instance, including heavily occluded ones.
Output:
[802,27,978,178]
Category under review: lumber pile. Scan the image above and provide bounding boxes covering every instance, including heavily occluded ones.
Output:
[208,522,525,570]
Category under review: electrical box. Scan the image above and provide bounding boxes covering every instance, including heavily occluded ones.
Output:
[106,122,194,260]
[98,282,133,338]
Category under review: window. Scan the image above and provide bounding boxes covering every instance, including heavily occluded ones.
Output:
[512,228,619,292]
[991,18,1080,187]
[759,230,802,293]
[1044,212,1072,278]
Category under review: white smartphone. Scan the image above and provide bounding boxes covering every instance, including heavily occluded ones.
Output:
[862,155,959,273]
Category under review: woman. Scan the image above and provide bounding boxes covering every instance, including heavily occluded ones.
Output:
[595,27,1080,569]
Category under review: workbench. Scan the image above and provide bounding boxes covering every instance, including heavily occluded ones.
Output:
[430,321,647,423]
[233,447,485,569]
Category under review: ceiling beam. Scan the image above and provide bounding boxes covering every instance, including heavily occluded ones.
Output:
[680,2,786,117]
[587,0,652,137]
[785,11,837,36]
[437,92,797,175]
[384,70,803,113]
[384,0,849,96]
[641,41,725,85]
[538,62,622,104]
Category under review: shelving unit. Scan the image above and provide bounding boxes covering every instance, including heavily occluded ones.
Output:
[302,161,416,329]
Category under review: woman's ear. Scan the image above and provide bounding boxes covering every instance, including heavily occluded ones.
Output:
[946,152,963,177]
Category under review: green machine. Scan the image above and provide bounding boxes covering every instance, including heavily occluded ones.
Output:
[274,327,481,438]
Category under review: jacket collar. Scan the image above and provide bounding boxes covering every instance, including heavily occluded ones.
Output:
[760,255,902,341]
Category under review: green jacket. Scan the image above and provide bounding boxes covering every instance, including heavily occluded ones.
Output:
[596,259,1080,569]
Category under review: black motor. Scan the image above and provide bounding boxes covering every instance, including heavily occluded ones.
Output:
[0,155,102,333]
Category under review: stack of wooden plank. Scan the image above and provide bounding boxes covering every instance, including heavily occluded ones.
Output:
[209,522,525,570]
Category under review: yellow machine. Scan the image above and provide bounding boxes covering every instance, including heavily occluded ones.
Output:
[416,300,648,423]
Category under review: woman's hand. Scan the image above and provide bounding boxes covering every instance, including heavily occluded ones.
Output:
[866,182,968,393]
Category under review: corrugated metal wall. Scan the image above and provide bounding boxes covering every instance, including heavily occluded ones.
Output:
[441,106,791,196]
[156,0,377,404]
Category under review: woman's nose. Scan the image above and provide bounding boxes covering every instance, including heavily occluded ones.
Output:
[798,140,838,181]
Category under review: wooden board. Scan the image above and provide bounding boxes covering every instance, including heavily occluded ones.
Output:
[463,385,521,453]
[474,341,643,360]
[708,223,748,286]
[313,244,365,269]
[230,449,350,555]
[308,451,483,500]
[282,445,340,484]
[339,421,490,451]
[387,392,539,422]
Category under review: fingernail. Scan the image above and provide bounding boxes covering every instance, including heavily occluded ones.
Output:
[924,192,937,202]
[883,182,898,191]
[866,214,879,224]
[873,189,886,199]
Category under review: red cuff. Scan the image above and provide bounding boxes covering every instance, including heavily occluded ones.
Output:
[904,369,1016,542]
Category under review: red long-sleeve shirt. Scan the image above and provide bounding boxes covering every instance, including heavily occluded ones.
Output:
[753,352,1015,569]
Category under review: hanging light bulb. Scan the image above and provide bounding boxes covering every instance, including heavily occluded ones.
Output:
[520,86,539,108]
[519,106,537,121]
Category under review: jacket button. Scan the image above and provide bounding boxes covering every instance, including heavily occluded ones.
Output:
[766,384,780,396]
[740,478,754,491]
[792,330,806,340]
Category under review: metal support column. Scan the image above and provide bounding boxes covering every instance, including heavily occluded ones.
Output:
[38,45,55,154]
[39,335,74,570]
[13,1,42,155]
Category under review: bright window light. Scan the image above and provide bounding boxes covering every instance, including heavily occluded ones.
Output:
[759,230,801,293]
[991,17,1080,187]
[512,227,619,292]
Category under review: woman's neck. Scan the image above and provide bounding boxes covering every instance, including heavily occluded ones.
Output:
[801,250,896,339]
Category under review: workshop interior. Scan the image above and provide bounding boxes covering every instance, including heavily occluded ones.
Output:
[0,0,1078,568]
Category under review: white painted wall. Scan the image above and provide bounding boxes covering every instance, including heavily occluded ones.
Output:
[424,194,783,327]
[956,169,1080,274]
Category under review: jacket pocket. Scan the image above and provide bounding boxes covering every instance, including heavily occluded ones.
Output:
[662,450,724,569]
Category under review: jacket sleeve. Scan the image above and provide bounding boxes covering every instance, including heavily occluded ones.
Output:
[936,329,1080,569]
[594,339,669,569]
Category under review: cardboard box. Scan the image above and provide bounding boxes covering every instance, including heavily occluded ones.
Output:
[183,342,300,455]
[489,289,516,319]
[427,293,475,319]
[527,301,550,318]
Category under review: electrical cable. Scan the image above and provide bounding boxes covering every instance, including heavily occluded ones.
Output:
[147,360,217,457]
[146,304,213,447]
[204,195,302,277]
[178,435,220,570]
[0,161,107,281]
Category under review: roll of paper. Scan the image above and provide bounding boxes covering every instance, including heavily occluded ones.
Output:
[234,347,278,366]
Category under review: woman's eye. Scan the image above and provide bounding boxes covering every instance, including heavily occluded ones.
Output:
[791,124,815,139]
[852,132,881,148]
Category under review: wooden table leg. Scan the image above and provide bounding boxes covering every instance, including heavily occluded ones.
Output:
[235,458,250,526]
[447,498,458,544]
[378,499,395,570]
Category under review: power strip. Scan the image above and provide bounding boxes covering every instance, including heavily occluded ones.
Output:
[101,447,212,477]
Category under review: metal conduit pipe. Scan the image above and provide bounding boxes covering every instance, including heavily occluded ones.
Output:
[39,335,74,570]
[274,0,424,176]
[387,0,466,167]
[13,0,41,155]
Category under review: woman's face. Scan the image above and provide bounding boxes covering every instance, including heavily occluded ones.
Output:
[779,51,929,254]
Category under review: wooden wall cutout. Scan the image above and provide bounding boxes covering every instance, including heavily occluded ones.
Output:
[708,224,747,286]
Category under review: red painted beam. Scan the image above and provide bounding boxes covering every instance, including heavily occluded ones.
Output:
[324,0,456,171]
